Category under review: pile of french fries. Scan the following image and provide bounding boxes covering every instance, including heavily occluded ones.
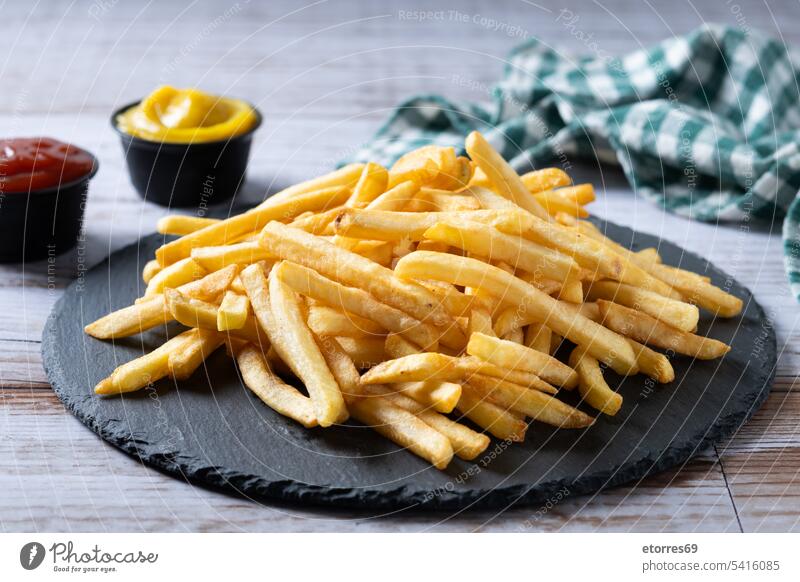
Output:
[85,131,743,470]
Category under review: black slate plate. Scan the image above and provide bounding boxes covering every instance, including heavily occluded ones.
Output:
[42,219,776,510]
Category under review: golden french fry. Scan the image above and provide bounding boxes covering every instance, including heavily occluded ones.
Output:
[467,332,578,389]
[273,261,439,350]
[422,218,580,282]
[142,259,161,284]
[145,258,207,297]
[85,265,237,339]
[627,338,674,383]
[466,374,593,428]
[168,328,225,381]
[416,188,482,212]
[258,163,364,206]
[394,251,638,374]
[469,306,495,337]
[649,263,743,317]
[597,300,731,360]
[307,304,385,338]
[217,291,250,331]
[533,189,589,218]
[557,278,584,303]
[334,336,387,368]
[165,288,265,345]
[465,131,549,219]
[525,323,552,353]
[569,345,622,416]
[157,185,350,266]
[360,353,459,384]
[365,180,420,211]
[367,386,489,460]
[456,387,528,442]
[315,335,363,402]
[396,380,462,413]
[95,331,195,395]
[348,396,454,469]
[191,241,271,272]
[586,280,699,332]
[346,162,389,208]
[236,344,318,428]
[157,215,219,236]
[520,168,571,193]
[258,222,464,346]
[249,265,346,426]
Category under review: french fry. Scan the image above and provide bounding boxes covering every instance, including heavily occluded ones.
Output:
[597,300,731,360]
[307,304,385,338]
[144,257,206,297]
[346,162,389,208]
[466,374,593,428]
[191,241,271,272]
[416,188,482,212]
[236,344,318,428]
[259,267,347,426]
[165,288,265,345]
[365,180,420,211]
[217,291,250,331]
[259,163,364,206]
[525,323,552,353]
[348,396,454,469]
[465,131,549,219]
[533,189,589,218]
[627,338,675,383]
[397,380,462,413]
[520,168,572,193]
[157,215,219,236]
[273,260,439,350]
[157,185,351,266]
[422,218,581,282]
[142,259,161,284]
[85,265,237,339]
[168,328,225,380]
[335,337,388,368]
[95,330,195,395]
[394,251,638,374]
[315,335,363,402]
[586,280,699,332]
[360,353,459,384]
[466,332,578,389]
[258,222,464,346]
[569,345,622,416]
[469,306,495,337]
[367,386,489,460]
[649,263,743,317]
[456,387,528,442]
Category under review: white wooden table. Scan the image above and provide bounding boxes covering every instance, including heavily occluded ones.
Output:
[2,0,799,532]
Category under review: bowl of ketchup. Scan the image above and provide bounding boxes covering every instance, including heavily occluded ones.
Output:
[0,137,98,262]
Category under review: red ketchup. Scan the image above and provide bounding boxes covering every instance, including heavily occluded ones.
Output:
[0,137,95,193]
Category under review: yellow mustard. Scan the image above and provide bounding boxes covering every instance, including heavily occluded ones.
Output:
[116,86,258,143]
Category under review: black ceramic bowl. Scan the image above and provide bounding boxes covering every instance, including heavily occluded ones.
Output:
[111,101,262,209]
[0,154,98,263]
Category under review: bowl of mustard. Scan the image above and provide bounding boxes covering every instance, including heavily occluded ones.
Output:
[112,86,262,208]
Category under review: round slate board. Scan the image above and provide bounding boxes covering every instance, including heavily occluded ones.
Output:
[42,220,776,511]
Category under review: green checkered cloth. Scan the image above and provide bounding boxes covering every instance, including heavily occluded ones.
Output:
[346,24,800,299]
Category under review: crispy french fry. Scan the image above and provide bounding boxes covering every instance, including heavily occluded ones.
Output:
[157,215,219,236]
[258,222,464,347]
[334,336,388,368]
[466,374,593,428]
[236,344,318,427]
[533,189,589,218]
[85,265,237,339]
[142,259,161,284]
[456,387,528,442]
[416,188,482,212]
[367,386,489,460]
[366,180,420,211]
[465,131,549,219]
[360,353,458,384]
[168,328,225,380]
[597,300,731,360]
[165,288,265,345]
[274,261,439,350]
[348,396,454,469]
[569,345,622,416]
[627,338,674,383]
[469,306,495,337]
[422,218,580,282]
[315,335,363,402]
[253,266,347,426]
[525,323,552,353]
[217,291,250,331]
[95,330,195,395]
[467,332,578,389]
[191,241,271,272]
[259,163,364,206]
[586,280,699,332]
[520,168,572,193]
[394,251,638,374]
[346,162,389,208]
[145,258,207,297]
[307,304,385,338]
[649,263,743,317]
[157,185,351,266]
[396,380,462,413]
